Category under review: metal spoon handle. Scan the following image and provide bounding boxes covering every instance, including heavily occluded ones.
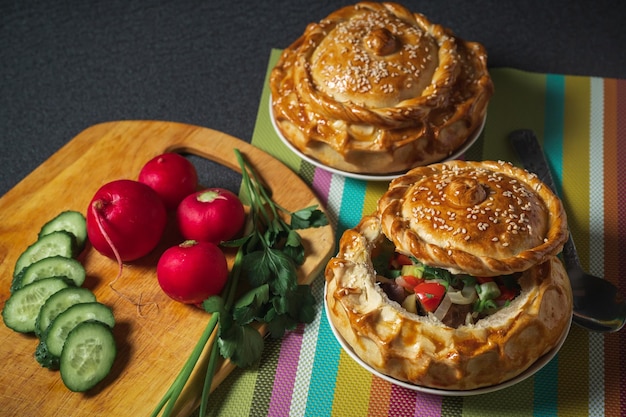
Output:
[508,129,581,270]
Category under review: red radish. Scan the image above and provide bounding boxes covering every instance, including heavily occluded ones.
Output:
[138,152,198,210]
[86,179,167,262]
[157,240,229,305]
[177,188,245,244]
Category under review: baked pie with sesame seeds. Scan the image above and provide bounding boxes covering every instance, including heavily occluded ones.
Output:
[325,160,572,390]
[270,2,493,175]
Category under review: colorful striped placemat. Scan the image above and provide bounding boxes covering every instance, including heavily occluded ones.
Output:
[201,49,626,417]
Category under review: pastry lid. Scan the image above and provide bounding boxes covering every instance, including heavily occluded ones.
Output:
[377,160,569,276]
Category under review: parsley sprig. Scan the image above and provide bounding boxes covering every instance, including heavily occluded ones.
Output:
[151,149,328,417]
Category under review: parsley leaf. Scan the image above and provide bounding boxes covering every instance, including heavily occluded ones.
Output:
[291,206,329,229]
[202,295,225,315]
[283,229,304,265]
[217,323,265,367]
[265,311,298,338]
[233,284,269,325]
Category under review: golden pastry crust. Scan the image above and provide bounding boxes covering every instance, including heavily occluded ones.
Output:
[270,2,493,175]
[325,214,572,390]
[378,160,569,276]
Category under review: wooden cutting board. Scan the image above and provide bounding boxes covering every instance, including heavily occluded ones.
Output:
[0,120,335,417]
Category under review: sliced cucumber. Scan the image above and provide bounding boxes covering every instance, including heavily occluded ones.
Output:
[13,231,76,279]
[45,302,115,358]
[35,338,60,370]
[60,320,116,392]
[39,210,87,255]
[11,256,86,293]
[2,277,69,333]
[35,287,96,337]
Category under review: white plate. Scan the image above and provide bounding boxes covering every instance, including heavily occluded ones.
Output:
[269,96,486,182]
[323,282,571,396]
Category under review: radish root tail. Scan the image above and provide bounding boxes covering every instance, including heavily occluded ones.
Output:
[91,200,159,316]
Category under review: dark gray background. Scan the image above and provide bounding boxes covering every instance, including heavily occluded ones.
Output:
[2,0,625,196]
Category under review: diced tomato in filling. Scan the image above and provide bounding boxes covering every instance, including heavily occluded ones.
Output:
[401,275,423,288]
[414,282,446,313]
[395,275,424,292]
[390,253,413,269]
[497,286,517,301]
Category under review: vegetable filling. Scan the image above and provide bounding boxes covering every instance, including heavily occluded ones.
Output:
[373,243,521,328]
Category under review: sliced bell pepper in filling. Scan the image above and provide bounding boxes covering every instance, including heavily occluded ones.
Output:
[401,264,425,279]
[414,281,447,313]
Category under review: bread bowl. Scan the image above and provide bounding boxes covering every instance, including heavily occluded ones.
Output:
[324,160,572,390]
[270,2,493,175]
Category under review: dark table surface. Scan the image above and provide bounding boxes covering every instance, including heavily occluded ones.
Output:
[2,0,625,197]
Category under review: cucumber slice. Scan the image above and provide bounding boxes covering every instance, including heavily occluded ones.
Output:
[10,269,26,294]
[45,302,115,358]
[13,231,75,279]
[35,287,96,337]
[2,277,69,333]
[11,256,86,293]
[60,320,116,392]
[35,338,60,370]
[39,210,88,255]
